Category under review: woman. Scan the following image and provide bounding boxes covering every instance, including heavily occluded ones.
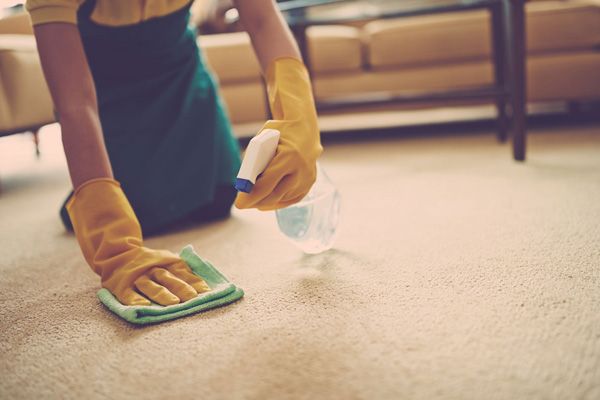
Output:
[28,0,322,307]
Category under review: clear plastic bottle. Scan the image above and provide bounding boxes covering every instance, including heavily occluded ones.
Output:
[275,164,341,254]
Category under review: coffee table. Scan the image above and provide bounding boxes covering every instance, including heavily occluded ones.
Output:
[279,0,527,161]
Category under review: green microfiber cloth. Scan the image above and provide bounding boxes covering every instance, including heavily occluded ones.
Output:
[97,245,244,325]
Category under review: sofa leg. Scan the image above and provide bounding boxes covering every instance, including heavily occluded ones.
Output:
[32,129,40,158]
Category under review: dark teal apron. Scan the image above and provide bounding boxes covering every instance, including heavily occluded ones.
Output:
[61,0,241,234]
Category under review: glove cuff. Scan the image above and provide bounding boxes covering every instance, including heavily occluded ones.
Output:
[67,178,121,209]
[66,178,143,274]
[265,56,308,83]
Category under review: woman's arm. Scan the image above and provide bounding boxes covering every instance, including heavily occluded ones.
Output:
[32,23,212,307]
[232,0,323,210]
[33,23,113,188]
[233,0,301,71]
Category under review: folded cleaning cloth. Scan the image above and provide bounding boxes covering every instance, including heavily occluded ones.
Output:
[97,245,244,325]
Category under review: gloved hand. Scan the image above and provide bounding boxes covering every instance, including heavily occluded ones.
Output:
[67,178,211,306]
[235,57,323,211]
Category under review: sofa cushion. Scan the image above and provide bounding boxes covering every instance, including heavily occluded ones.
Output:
[526,0,600,54]
[313,50,600,103]
[527,52,600,101]
[218,81,268,124]
[307,25,363,73]
[0,34,55,132]
[365,0,600,69]
[365,10,491,69]
[198,32,261,84]
[313,62,493,99]
[0,12,34,35]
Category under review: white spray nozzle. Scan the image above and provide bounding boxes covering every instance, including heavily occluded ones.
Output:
[235,129,280,193]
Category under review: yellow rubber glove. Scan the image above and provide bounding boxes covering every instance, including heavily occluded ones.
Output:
[235,57,323,211]
[67,178,211,306]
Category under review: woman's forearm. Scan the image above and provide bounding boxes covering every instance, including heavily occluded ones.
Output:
[59,106,113,188]
[34,23,113,188]
[234,0,302,72]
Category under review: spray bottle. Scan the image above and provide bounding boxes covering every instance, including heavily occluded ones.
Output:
[235,129,341,254]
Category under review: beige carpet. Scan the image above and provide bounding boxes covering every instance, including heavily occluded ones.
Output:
[1,123,599,400]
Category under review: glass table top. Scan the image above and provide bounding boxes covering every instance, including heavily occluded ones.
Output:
[279,0,502,25]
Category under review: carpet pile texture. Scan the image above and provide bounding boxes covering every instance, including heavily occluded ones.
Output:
[1,123,599,399]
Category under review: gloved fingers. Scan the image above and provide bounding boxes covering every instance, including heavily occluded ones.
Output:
[134,274,180,306]
[166,261,211,294]
[255,174,298,211]
[235,157,288,209]
[118,288,152,306]
[256,169,315,210]
[280,174,314,203]
[149,268,198,303]
[277,192,307,209]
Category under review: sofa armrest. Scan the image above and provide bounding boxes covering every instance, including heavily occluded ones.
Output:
[0,34,55,133]
[0,12,33,35]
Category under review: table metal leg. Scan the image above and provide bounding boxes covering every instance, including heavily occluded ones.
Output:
[491,2,508,143]
[505,0,527,161]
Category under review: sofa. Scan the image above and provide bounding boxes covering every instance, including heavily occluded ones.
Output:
[1,0,599,140]
[0,11,53,140]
